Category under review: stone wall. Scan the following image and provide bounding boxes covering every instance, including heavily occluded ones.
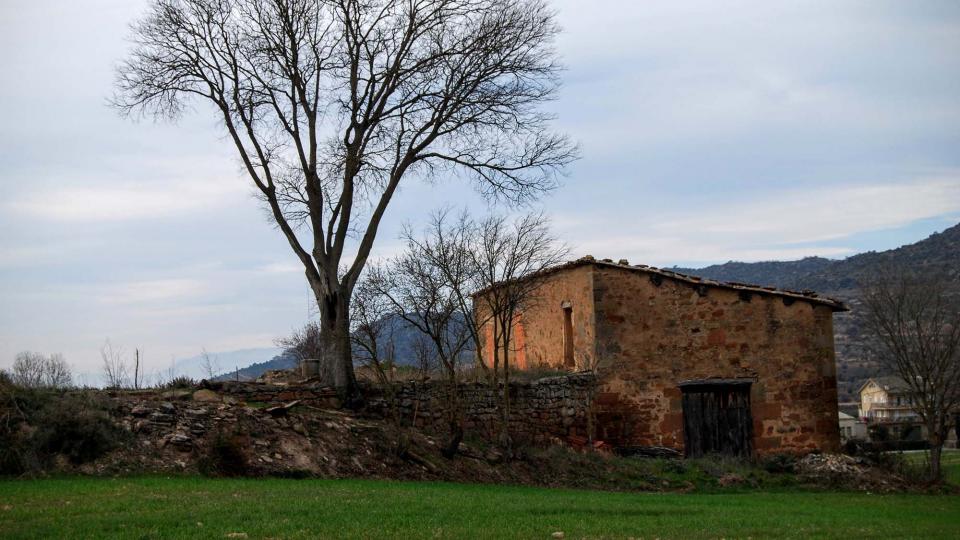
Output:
[480,259,843,456]
[477,265,597,371]
[591,265,841,455]
[364,373,596,445]
[210,374,597,446]
[214,381,342,408]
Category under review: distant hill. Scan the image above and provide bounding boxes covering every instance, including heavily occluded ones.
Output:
[215,313,474,382]
[213,350,299,382]
[671,257,835,289]
[173,347,282,380]
[673,222,960,401]
[672,222,960,292]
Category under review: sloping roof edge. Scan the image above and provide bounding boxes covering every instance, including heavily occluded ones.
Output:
[473,256,848,312]
[857,376,910,395]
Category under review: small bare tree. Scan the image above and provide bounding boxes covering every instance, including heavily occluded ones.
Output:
[470,212,567,449]
[351,275,398,385]
[101,340,129,389]
[199,348,222,380]
[10,352,73,389]
[11,352,44,389]
[862,270,960,481]
[114,0,577,403]
[366,253,474,457]
[401,209,490,379]
[277,322,330,382]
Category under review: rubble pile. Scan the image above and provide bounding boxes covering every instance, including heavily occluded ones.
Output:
[797,453,867,476]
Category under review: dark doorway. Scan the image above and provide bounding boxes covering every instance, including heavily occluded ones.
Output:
[680,379,753,458]
[561,303,574,368]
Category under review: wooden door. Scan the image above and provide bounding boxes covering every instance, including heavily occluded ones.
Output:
[681,381,753,458]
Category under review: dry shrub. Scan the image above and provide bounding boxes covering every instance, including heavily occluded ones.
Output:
[0,388,125,475]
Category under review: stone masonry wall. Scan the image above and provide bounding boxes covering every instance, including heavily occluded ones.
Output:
[364,373,596,445]
[477,265,597,371]
[591,265,841,455]
[212,374,597,446]
[215,381,342,408]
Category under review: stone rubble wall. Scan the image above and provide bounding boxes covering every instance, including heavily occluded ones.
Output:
[208,373,598,446]
[213,381,341,408]
[362,373,597,445]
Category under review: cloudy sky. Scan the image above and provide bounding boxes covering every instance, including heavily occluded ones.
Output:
[1,1,959,375]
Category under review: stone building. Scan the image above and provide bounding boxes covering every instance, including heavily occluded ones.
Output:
[475,256,846,457]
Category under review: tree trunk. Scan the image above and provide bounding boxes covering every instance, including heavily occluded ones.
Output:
[319,288,360,407]
[498,317,513,454]
[928,428,944,482]
[930,444,942,481]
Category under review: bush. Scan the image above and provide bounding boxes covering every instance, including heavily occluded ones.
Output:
[199,430,249,477]
[0,388,126,475]
[761,453,798,474]
[162,376,196,389]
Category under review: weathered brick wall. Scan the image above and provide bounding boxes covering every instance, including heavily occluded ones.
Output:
[590,266,841,455]
[364,373,596,444]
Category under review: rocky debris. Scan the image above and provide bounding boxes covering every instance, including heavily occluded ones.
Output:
[552,532,565,539]
[192,389,220,402]
[256,368,299,384]
[797,453,866,476]
[130,404,151,417]
[265,400,301,417]
[168,433,193,449]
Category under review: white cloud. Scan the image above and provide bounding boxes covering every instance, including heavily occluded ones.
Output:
[561,173,960,265]
[99,279,207,305]
[655,174,960,243]
[8,177,245,223]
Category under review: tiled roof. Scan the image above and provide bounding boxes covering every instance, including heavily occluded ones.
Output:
[859,376,911,395]
[473,256,848,311]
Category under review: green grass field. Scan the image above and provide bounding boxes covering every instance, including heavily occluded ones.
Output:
[1,477,959,539]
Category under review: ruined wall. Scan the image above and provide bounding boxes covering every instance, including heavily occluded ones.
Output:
[590,265,840,455]
[216,382,341,408]
[364,373,595,445]
[477,265,597,370]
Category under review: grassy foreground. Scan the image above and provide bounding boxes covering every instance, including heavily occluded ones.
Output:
[1,477,959,539]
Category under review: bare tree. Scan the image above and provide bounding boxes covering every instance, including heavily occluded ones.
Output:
[277,322,330,381]
[101,340,130,389]
[10,352,73,389]
[469,212,567,449]
[43,354,73,389]
[365,252,474,457]
[10,352,44,389]
[114,0,577,402]
[862,270,960,481]
[351,274,398,384]
[402,209,490,379]
[199,348,222,380]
